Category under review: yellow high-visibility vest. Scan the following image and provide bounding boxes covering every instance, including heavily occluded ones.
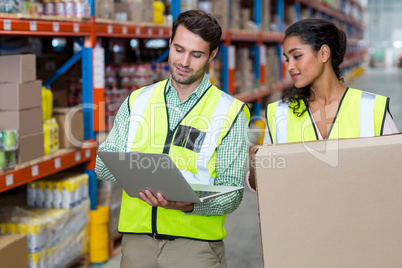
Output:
[266,88,389,143]
[119,80,250,241]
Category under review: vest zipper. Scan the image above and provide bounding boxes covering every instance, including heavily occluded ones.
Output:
[152,206,158,236]
[163,130,174,154]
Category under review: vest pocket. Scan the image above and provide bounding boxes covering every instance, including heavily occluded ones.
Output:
[173,125,206,153]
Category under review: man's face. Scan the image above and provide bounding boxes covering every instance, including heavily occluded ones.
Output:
[168,25,216,88]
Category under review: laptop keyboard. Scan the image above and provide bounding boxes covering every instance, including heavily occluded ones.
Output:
[194,190,220,199]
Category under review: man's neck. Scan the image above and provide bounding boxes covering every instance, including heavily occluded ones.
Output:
[171,77,203,102]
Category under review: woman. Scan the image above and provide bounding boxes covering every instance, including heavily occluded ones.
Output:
[248,18,398,191]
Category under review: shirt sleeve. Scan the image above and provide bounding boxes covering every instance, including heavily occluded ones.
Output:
[95,97,131,181]
[189,110,249,216]
[382,111,399,135]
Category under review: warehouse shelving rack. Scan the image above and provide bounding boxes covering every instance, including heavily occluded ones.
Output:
[0,142,97,193]
[0,0,365,213]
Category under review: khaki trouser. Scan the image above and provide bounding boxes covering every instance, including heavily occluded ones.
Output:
[120,234,227,268]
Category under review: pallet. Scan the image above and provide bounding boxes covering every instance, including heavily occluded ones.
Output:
[109,234,123,257]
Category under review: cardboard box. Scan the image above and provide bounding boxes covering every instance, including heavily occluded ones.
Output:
[255,134,402,267]
[0,107,42,136]
[114,2,142,22]
[0,54,36,83]
[0,234,28,268]
[53,107,84,148]
[0,80,42,110]
[18,132,44,164]
[95,0,115,19]
[52,88,68,108]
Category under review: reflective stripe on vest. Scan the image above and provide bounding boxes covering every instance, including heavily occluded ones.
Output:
[360,91,376,137]
[180,92,235,185]
[126,82,158,152]
[275,101,289,144]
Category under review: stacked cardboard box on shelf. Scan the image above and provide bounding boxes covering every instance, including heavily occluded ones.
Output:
[235,47,254,94]
[0,54,44,164]
[53,107,84,149]
[0,234,27,268]
[261,0,271,31]
[284,4,296,29]
[230,0,241,29]
[265,46,279,88]
[95,0,115,20]
[97,0,154,23]
[211,0,228,30]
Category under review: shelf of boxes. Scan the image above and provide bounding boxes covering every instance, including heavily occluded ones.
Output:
[298,0,363,28]
[235,78,293,103]
[94,21,172,38]
[0,141,96,193]
[0,16,91,36]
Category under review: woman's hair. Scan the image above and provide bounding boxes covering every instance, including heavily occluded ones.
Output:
[171,9,222,55]
[282,18,347,116]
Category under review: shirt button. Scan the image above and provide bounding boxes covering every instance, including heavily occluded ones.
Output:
[174,107,179,112]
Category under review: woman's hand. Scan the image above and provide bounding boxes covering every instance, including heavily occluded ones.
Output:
[249,146,261,190]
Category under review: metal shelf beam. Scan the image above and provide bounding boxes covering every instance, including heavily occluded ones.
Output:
[0,143,97,193]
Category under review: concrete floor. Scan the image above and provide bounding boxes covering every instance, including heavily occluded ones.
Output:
[92,67,402,268]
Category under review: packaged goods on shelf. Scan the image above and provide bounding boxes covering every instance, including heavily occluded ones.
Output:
[43,118,59,155]
[153,1,165,25]
[207,58,222,89]
[104,63,167,131]
[41,86,53,122]
[0,130,19,151]
[197,0,212,13]
[53,107,83,149]
[97,179,122,239]
[0,200,89,268]
[27,173,89,209]
[181,0,197,12]
[0,151,17,170]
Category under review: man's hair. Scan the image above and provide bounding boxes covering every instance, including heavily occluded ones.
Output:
[171,9,222,54]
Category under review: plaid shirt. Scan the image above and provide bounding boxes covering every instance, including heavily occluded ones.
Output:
[95,74,249,216]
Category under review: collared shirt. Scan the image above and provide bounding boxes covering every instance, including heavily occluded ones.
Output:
[95,74,249,216]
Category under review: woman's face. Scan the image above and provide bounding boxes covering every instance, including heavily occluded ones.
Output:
[283,35,324,88]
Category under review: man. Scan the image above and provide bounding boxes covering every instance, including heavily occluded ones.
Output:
[95,9,249,268]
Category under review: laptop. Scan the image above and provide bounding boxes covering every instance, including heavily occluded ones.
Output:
[97,151,243,203]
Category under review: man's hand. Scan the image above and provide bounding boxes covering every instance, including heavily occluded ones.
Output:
[139,190,194,212]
